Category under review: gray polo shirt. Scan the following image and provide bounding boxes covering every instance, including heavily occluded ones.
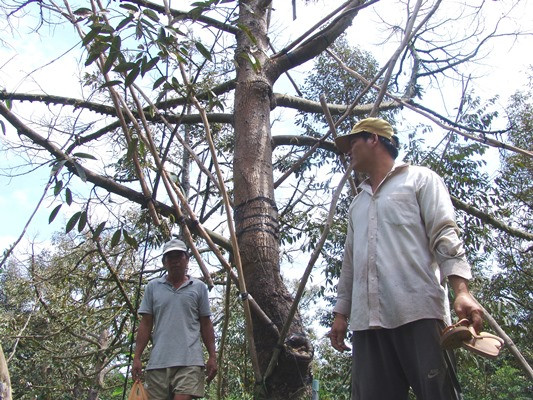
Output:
[138,276,211,369]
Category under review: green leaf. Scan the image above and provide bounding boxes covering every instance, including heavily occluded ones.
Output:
[111,34,122,53]
[124,65,140,87]
[82,28,100,46]
[241,52,261,73]
[103,53,115,75]
[141,56,160,76]
[140,20,157,39]
[135,20,143,39]
[153,75,166,90]
[73,161,87,182]
[126,135,138,160]
[73,152,97,160]
[142,9,160,22]
[53,180,63,196]
[119,3,139,12]
[123,230,138,250]
[48,205,62,224]
[93,221,106,240]
[195,41,212,61]
[138,140,146,157]
[171,77,181,91]
[77,210,87,232]
[114,61,137,73]
[99,24,115,34]
[50,159,67,175]
[103,35,121,74]
[116,15,134,31]
[110,229,122,248]
[65,188,72,205]
[99,80,122,89]
[5,98,12,110]
[85,49,101,67]
[66,211,81,233]
[237,23,258,46]
[73,7,92,16]
[167,171,179,183]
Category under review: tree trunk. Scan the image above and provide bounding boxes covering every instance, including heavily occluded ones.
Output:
[0,344,12,400]
[233,2,313,398]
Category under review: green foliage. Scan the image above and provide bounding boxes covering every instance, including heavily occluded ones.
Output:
[0,216,163,399]
[459,359,532,400]
[311,337,351,400]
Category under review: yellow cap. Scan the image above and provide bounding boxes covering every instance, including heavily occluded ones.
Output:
[335,118,394,153]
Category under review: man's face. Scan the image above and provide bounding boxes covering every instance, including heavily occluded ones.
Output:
[163,250,189,274]
[348,134,371,172]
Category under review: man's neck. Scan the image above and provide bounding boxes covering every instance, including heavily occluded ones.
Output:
[368,158,395,193]
[166,272,188,288]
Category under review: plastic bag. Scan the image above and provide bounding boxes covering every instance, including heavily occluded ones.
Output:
[128,380,148,400]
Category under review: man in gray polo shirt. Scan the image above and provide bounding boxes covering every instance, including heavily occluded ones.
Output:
[132,238,217,399]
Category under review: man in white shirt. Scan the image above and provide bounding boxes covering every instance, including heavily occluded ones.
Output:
[329,118,482,400]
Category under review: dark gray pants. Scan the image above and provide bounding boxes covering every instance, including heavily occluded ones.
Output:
[351,319,462,400]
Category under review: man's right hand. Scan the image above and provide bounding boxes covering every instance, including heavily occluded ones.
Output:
[132,357,143,381]
[329,313,351,352]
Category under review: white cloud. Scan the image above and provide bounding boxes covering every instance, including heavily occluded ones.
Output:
[12,189,30,205]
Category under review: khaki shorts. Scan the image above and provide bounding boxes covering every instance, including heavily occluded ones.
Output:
[145,366,205,399]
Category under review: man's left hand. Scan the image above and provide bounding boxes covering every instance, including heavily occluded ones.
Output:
[453,291,483,333]
[449,275,483,333]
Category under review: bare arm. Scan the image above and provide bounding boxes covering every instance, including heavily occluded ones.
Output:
[132,313,153,381]
[448,275,483,333]
[200,316,218,383]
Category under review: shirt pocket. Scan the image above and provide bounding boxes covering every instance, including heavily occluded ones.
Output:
[382,193,419,225]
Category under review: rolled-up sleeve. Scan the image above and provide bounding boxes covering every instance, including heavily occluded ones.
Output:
[334,212,354,318]
[417,171,472,283]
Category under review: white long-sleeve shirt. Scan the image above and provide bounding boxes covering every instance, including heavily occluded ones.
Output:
[333,163,472,330]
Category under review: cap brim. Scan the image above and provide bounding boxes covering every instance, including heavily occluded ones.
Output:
[163,246,187,255]
[335,132,359,154]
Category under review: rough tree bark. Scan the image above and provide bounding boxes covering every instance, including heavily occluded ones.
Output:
[233,2,312,397]
[0,344,12,400]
